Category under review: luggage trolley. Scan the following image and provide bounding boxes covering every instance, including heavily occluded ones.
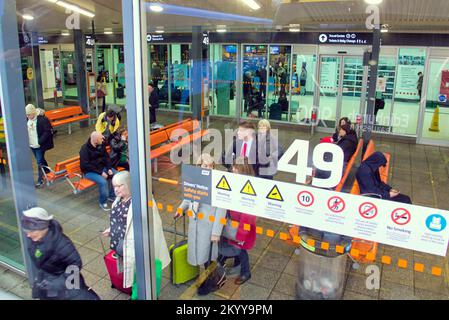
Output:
[296,229,353,300]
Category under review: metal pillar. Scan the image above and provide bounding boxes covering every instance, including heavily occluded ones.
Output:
[363,28,381,150]
[74,29,89,127]
[191,26,203,121]
[0,0,37,282]
[122,0,156,300]
[31,32,44,109]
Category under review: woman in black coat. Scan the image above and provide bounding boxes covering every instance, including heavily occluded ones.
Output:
[21,207,100,300]
[335,124,358,165]
[356,152,412,204]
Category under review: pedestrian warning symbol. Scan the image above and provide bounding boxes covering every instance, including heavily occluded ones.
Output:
[240,180,257,196]
[216,175,231,191]
[266,185,284,202]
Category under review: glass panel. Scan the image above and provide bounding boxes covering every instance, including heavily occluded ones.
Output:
[318,56,341,128]
[39,46,63,109]
[211,44,237,116]
[61,51,78,100]
[266,45,291,119]
[373,55,397,133]
[149,44,169,109]
[290,53,316,124]
[21,54,37,106]
[241,44,267,118]
[340,56,363,123]
[0,104,24,270]
[421,58,449,141]
[170,44,191,112]
[112,45,126,106]
[392,48,426,135]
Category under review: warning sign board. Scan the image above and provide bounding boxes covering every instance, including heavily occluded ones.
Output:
[240,180,257,196]
[266,185,284,202]
[297,191,314,207]
[359,202,378,219]
[216,175,231,191]
[327,196,345,213]
[391,208,411,225]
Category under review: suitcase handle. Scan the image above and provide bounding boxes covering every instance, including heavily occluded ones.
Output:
[99,232,108,256]
[174,213,187,244]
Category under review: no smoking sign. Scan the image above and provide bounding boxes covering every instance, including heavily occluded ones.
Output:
[359,202,378,219]
[391,208,411,226]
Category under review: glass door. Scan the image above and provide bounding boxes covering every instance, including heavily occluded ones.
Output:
[318,55,341,129]
[241,44,268,119]
[341,56,364,122]
[61,51,78,101]
[318,55,364,129]
[418,57,449,146]
[112,45,126,106]
[266,45,291,119]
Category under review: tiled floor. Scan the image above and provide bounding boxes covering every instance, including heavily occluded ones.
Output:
[1,111,449,300]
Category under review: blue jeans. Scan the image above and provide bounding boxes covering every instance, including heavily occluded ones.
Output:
[85,168,117,204]
[219,249,251,277]
[31,147,48,183]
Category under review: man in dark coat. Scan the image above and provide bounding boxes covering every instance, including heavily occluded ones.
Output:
[356,152,412,203]
[80,132,116,211]
[223,121,260,176]
[25,104,54,188]
[21,207,100,300]
[148,83,160,124]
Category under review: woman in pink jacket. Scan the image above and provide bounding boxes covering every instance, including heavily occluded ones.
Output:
[219,157,257,285]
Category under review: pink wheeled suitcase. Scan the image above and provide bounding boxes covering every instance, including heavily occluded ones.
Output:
[100,237,132,295]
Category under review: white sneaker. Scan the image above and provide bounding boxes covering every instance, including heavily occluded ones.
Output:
[99,203,110,211]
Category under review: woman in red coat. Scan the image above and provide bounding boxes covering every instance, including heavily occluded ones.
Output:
[219,157,257,285]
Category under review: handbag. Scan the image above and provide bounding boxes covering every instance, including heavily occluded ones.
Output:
[197,243,227,296]
[221,211,238,241]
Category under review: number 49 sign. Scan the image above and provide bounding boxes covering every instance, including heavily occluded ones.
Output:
[278,140,344,189]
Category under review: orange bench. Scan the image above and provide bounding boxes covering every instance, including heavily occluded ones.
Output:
[45,106,90,134]
[350,140,391,263]
[42,156,79,186]
[150,119,209,172]
[335,139,363,192]
[65,161,96,194]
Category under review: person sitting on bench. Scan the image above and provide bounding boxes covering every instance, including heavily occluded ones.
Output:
[80,132,117,211]
[356,152,412,204]
[110,128,129,171]
[95,109,120,144]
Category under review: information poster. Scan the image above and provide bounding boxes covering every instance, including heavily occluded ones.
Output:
[182,165,449,256]
[440,70,449,96]
[395,48,426,100]
[320,60,338,94]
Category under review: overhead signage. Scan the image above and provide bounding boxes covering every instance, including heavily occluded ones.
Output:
[147,34,165,42]
[318,33,370,45]
[182,164,449,256]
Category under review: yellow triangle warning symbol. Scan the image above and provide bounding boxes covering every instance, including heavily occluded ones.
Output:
[216,175,232,191]
[266,185,284,202]
[240,180,257,196]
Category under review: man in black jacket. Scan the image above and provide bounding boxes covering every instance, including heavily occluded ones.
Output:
[25,104,54,188]
[356,152,412,204]
[80,132,116,211]
[223,121,260,176]
[149,83,159,124]
[21,207,100,300]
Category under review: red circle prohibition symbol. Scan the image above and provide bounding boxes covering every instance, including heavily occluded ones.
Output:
[391,208,411,226]
[359,202,378,220]
[297,191,315,207]
[327,196,346,213]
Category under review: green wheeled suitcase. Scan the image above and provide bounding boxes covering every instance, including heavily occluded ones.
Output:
[169,215,199,285]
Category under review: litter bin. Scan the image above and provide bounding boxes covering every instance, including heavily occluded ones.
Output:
[296,229,351,300]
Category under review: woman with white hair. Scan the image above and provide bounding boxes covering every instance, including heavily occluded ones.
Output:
[257,119,279,180]
[175,154,227,292]
[102,170,170,298]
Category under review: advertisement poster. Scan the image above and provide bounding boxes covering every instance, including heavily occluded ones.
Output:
[440,70,449,96]
[174,64,189,88]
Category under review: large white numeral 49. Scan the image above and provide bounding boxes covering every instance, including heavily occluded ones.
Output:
[278,139,344,188]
